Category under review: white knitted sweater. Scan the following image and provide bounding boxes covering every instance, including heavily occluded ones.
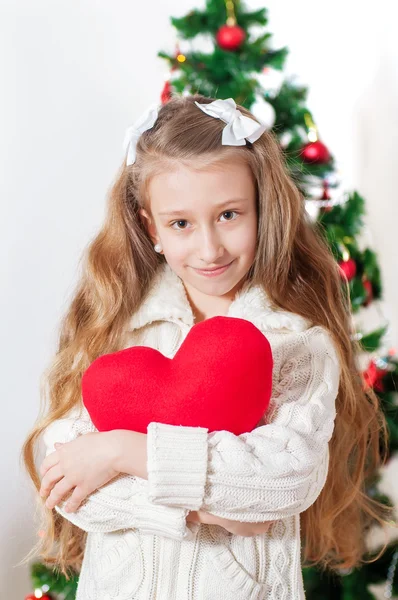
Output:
[41,262,341,600]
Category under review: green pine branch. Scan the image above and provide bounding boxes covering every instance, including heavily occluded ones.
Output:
[31,561,79,600]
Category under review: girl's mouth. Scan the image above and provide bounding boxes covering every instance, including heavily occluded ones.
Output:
[192,260,234,277]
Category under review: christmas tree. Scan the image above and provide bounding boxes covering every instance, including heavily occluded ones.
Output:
[27,1,398,598]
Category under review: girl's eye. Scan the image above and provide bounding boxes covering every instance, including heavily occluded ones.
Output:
[171,220,189,230]
[220,211,238,222]
[170,211,239,230]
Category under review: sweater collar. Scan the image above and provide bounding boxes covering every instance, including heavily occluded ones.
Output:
[126,262,311,333]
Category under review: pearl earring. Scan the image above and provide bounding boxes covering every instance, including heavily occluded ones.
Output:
[154,243,162,253]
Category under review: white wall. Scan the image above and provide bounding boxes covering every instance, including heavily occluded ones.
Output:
[2,1,397,597]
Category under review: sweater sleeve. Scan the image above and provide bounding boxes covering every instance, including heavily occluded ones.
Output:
[41,408,194,540]
[146,325,341,522]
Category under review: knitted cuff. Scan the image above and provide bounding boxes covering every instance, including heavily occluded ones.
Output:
[146,421,209,511]
[131,495,194,541]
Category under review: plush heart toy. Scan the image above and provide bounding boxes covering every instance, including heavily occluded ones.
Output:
[82,316,273,436]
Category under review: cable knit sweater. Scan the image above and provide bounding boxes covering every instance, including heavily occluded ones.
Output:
[41,262,341,600]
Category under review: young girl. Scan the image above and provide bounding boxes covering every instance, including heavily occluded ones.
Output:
[22,94,392,599]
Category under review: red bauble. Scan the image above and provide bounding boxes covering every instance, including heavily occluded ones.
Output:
[362,278,373,307]
[216,24,246,50]
[362,361,388,392]
[25,595,52,600]
[339,258,357,281]
[321,182,331,199]
[300,140,331,164]
[161,80,172,104]
[320,180,333,213]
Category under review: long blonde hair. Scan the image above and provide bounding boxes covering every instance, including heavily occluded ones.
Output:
[21,94,394,578]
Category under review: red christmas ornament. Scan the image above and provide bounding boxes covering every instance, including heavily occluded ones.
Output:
[300,140,331,164]
[216,24,246,50]
[362,360,389,392]
[25,595,52,600]
[321,181,331,200]
[160,80,173,104]
[339,258,357,281]
[362,278,373,307]
[320,180,333,213]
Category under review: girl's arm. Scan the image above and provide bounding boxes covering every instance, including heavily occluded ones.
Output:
[41,418,273,538]
[186,508,273,536]
[104,429,273,536]
[40,409,194,541]
[144,325,341,523]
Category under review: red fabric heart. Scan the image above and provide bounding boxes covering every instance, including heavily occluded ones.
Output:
[82,316,273,436]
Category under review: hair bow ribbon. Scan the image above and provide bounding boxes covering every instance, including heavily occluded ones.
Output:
[123,97,266,166]
[123,102,160,166]
[194,97,266,146]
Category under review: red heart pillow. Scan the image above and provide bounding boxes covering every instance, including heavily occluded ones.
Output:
[82,316,273,436]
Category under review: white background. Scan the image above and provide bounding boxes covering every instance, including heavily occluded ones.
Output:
[1,1,397,597]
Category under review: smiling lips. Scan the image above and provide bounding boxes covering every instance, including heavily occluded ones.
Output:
[192,260,234,276]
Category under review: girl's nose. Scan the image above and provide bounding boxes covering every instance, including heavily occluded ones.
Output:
[197,232,224,265]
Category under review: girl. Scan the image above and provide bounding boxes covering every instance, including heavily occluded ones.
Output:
[21,94,392,599]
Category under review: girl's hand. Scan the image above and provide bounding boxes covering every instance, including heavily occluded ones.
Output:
[39,432,120,512]
[218,518,273,537]
[187,509,274,537]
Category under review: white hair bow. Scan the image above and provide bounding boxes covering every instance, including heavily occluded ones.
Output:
[123,97,265,165]
[194,97,266,146]
[123,102,160,166]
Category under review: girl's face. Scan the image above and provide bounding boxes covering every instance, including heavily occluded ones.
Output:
[140,158,258,317]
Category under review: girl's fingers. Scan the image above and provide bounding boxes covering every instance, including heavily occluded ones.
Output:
[45,475,74,510]
[64,486,88,513]
[40,449,60,477]
[186,510,200,523]
[39,464,64,498]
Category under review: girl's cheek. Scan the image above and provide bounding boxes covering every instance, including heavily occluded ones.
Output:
[163,237,191,261]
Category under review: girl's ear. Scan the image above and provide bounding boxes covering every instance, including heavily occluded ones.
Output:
[139,208,159,246]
